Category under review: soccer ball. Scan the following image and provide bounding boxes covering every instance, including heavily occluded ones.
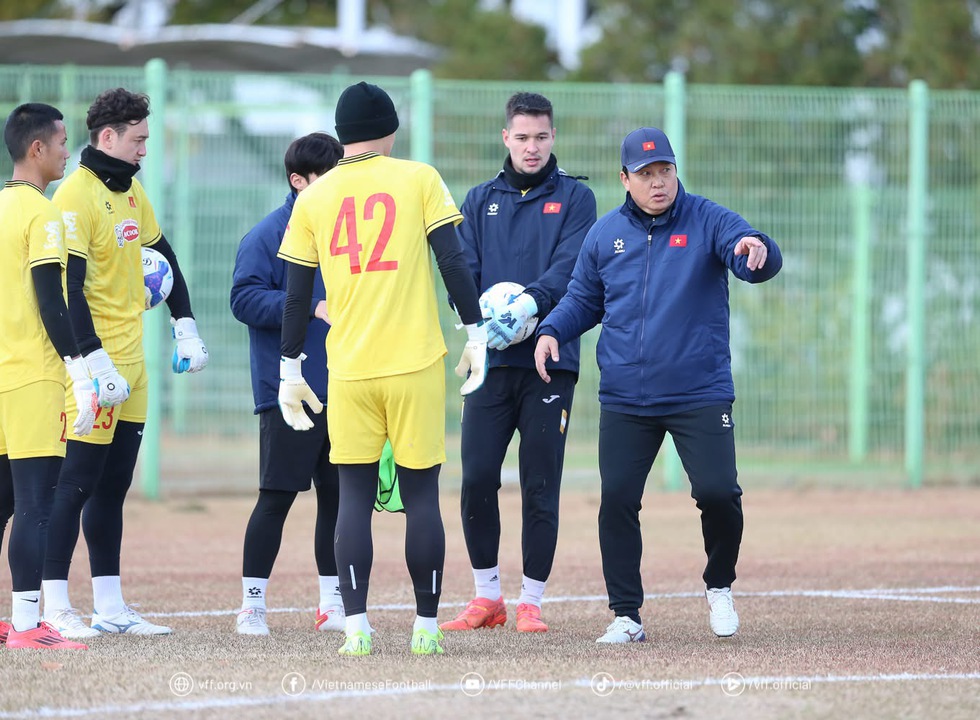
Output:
[479,281,539,346]
[142,247,174,311]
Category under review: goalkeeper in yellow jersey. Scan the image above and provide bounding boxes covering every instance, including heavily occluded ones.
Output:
[277,81,486,656]
[41,88,208,639]
[0,103,96,650]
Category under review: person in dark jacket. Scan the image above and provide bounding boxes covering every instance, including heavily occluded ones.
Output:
[441,93,597,634]
[229,132,343,636]
[534,127,782,644]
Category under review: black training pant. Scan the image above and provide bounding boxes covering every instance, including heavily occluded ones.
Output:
[334,462,444,618]
[0,456,59,591]
[598,405,743,619]
[43,421,143,581]
[459,367,575,582]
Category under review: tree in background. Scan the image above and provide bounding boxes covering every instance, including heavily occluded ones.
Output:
[371,0,555,80]
[5,0,980,87]
[573,0,980,89]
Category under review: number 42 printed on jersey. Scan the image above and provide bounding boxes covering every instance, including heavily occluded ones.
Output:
[330,194,398,274]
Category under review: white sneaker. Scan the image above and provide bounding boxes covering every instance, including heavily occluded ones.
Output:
[91,605,172,635]
[595,615,646,644]
[315,605,345,632]
[236,607,269,636]
[706,587,739,637]
[44,608,101,639]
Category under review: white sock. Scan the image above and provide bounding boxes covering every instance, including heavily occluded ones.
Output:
[413,615,438,634]
[473,566,501,600]
[41,579,71,616]
[242,577,268,610]
[92,575,125,617]
[318,575,342,612]
[11,591,41,632]
[517,575,546,607]
[345,612,371,636]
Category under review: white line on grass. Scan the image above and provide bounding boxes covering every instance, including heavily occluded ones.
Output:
[134,584,980,619]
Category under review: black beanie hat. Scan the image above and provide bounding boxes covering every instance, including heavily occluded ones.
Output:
[335,82,400,144]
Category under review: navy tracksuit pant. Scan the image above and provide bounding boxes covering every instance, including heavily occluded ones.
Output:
[598,405,743,619]
[459,367,576,583]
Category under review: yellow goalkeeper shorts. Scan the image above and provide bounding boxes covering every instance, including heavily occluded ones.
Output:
[327,359,446,469]
[0,380,68,459]
[65,359,148,444]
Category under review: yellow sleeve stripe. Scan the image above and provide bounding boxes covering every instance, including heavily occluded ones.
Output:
[67,248,89,260]
[426,213,464,234]
[276,251,318,268]
[143,233,162,246]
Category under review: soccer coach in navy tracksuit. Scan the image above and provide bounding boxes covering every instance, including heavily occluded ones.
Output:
[229,133,345,635]
[441,92,597,634]
[535,127,782,644]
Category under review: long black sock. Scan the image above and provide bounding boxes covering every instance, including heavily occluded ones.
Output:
[0,457,13,558]
[313,453,339,577]
[333,464,378,616]
[82,421,143,578]
[397,464,445,618]
[242,489,297,578]
[43,440,110,581]
[8,457,60,591]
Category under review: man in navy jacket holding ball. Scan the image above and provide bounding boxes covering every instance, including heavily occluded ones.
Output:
[442,92,596,634]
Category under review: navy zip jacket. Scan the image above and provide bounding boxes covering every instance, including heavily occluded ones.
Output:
[231,191,328,414]
[537,181,782,414]
[457,161,596,373]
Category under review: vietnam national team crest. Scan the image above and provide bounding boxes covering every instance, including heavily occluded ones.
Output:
[115,218,140,247]
[543,202,562,214]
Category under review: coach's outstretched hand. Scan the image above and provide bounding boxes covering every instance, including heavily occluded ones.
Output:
[65,355,98,436]
[171,317,209,374]
[533,334,560,384]
[455,322,488,395]
[278,353,323,430]
[84,348,131,407]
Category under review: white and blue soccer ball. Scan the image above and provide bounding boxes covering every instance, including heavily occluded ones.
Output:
[142,246,174,311]
[479,281,539,345]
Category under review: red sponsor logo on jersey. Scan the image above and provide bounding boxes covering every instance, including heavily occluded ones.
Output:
[670,234,687,247]
[543,202,562,214]
[119,219,140,243]
[642,141,657,151]
[128,196,137,208]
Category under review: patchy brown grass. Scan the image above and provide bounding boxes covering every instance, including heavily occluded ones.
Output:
[1,487,978,719]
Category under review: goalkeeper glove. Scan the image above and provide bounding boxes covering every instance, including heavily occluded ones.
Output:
[65,355,98,437]
[84,348,130,408]
[171,317,209,374]
[278,353,323,431]
[454,322,488,395]
[486,292,537,351]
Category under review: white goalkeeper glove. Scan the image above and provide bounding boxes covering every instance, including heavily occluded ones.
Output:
[64,355,97,437]
[278,353,323,431]
[454,322,488,395]
[83,348,130,408]
[486,292,537,351]
[171,317,209,374]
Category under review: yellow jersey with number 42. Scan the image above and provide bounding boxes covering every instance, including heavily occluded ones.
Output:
[0,181,68,392]
[278,152,462,381]
[53,166,162,364]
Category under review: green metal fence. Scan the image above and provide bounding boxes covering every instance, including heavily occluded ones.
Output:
[2,62,978,494]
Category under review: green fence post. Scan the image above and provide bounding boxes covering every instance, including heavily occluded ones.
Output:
[905,80,928,488]
[140,58,168,500]
[410,69,433,165]
[171,69,193,429]
[662,71,686,491]
[849,183,872,462]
